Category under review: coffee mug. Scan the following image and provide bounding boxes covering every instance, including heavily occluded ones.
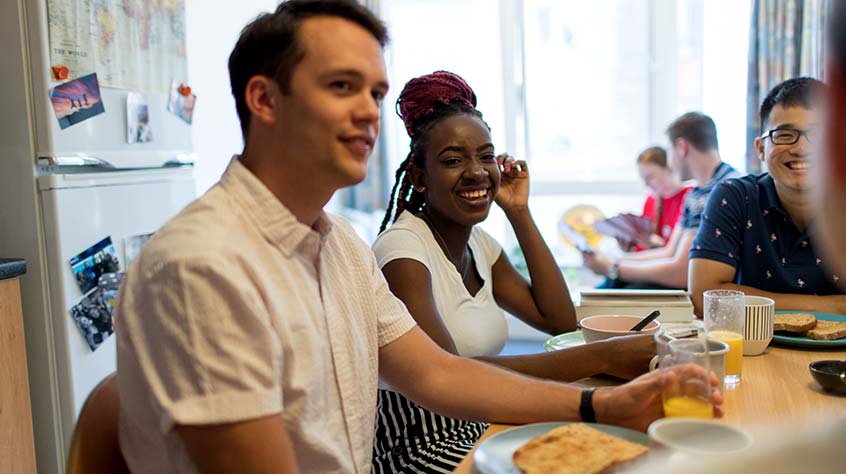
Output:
[744,296,775,356]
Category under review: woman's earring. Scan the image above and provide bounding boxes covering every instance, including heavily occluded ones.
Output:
[416,186,426,192]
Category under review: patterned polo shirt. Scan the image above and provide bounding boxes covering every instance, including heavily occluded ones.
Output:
[681,162,741,230]
[690,173,843,294]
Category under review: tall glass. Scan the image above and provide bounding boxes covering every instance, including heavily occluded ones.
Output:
[661,339,714,419]
[704,290,745,384]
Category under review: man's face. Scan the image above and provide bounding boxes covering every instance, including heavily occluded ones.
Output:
[274,16,388,191]
[757,104,820,192]
[668,140,692,181]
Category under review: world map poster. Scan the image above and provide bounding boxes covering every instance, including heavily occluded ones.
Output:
[46,0,188,92]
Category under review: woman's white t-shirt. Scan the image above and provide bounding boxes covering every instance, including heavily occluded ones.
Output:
[371,211,507,357]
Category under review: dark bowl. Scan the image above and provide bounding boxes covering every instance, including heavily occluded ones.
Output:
[809,360,846,394]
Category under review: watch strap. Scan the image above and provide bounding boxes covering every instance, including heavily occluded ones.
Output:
[579,387,597,423]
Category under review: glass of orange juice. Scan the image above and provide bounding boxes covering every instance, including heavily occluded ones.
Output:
[704,289,745,384]
[661,339,714,419]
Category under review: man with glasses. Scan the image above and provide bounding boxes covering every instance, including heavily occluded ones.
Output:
[689,77,846,315]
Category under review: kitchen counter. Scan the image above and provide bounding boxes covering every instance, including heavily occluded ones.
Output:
[0,258,26,280]
[0,258,36,473]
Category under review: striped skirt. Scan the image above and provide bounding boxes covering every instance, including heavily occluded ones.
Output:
[372,389,488,473]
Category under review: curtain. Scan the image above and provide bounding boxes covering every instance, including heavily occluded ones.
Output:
[338,0,391,214]
[745,0,829,173]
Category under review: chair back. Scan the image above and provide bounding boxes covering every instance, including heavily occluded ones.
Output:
[66,372,130,474]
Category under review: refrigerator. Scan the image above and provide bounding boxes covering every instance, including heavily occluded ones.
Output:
[0,1,197,472]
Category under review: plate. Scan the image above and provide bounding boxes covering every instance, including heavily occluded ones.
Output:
[473,422,648,474]
[771,311,846,348]
[543,331,586,352]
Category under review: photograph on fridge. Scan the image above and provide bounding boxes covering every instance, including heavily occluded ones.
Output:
[69,236,121,294]
[126,92,153,143]
[167,79,196,124]
[48,72,105,129]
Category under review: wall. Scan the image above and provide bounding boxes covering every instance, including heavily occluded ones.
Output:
[185,0,280,195]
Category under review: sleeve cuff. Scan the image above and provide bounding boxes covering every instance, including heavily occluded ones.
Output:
[161,387,283,433]
[690,249,738,269]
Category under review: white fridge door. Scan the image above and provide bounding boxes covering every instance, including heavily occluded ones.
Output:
[37,167,195,443]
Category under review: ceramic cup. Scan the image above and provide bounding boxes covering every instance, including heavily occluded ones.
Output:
[743,296,775,356]
[647,418,753,458]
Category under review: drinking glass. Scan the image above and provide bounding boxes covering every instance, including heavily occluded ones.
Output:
[703,290,745,384]
[661,339,714,419]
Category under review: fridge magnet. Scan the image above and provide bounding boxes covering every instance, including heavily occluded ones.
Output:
[124,232,154,264]
[70,286,115,351]
[166,80,196,124]
[69,236,121,294]
[126,92,153,143]
[49,72,105,130]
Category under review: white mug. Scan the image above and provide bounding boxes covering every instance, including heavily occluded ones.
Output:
[744,296,775,356]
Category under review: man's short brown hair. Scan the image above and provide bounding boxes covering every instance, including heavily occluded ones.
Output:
[666,112,719,152]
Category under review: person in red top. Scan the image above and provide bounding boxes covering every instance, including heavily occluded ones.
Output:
[636,146,693,251]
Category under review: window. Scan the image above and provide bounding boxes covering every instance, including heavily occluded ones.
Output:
[380,0,750,262]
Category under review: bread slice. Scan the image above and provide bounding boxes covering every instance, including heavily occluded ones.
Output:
[774,313,817,333]
[513,423,647,474]
[805,320,846,340]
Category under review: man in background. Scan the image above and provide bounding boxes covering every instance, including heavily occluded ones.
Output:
[689,78,845,315]
[583,112,740,291]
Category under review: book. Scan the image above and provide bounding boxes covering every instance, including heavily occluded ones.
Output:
[594,213,654,249]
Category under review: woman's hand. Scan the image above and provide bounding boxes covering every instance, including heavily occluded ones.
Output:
[494,153,530,214]
[582,250,612,277]
[598,334,656,380]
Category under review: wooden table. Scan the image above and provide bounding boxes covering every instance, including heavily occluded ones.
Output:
[454,344,846,474]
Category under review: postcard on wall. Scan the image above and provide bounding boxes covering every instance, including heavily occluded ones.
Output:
[166,80,196,124]
[69,236,121,294]
[126,92,153,143]
[49,72,105,129]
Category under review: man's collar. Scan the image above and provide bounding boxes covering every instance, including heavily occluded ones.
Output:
[220,157,333,256]
[758,173,784,211]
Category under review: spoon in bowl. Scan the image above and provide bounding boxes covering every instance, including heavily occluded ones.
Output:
[630,310,661,331]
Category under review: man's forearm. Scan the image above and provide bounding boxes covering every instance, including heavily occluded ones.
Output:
[409,353,582,425]
[695,282,846,314]
[618,258,688,288]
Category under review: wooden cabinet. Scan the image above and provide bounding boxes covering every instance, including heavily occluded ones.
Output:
[1,270,37,473]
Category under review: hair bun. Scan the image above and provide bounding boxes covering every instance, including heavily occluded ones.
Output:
[396,71,477,137]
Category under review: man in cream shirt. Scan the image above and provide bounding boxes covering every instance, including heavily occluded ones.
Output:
[115,1,720,473]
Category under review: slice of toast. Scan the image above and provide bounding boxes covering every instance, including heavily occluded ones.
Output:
[805,320,846,340]
[513,423,647,474]
[774,313,817,332]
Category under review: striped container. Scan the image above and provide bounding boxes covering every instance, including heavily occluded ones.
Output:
[744,296,775,355]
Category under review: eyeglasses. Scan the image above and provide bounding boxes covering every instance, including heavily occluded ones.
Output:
[760,127,819,145]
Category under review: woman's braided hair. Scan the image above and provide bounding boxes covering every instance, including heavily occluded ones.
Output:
[379,71,487,233]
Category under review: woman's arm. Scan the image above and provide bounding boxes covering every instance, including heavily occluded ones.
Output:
[381,258,654,381]
[491,157,577,335]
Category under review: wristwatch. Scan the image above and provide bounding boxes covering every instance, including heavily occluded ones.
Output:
[606,260,620,280]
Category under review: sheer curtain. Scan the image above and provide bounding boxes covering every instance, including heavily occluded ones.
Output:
[745,0,829,173]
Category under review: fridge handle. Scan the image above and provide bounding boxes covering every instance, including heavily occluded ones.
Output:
[37,154,114,170]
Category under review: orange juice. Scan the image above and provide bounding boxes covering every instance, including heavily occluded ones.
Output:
[663,396,714,419]
[711,330,743,379]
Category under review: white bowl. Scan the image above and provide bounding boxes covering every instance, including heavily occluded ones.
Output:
[648,418,753,456]
[579,314,661,343]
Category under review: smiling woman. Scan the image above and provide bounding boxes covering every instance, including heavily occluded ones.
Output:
[370,71,656,473]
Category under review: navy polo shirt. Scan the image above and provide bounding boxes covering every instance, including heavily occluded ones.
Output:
[681,162,741,230]
[691,173,843,295]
